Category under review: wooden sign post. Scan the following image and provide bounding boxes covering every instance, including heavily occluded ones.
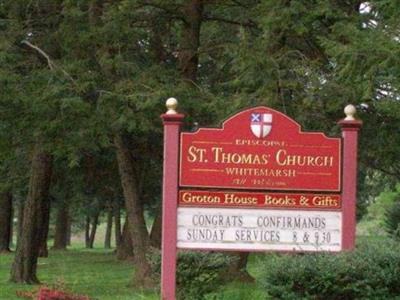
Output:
[160,98,184,300]
[161,100,361,299]
[338,105,362,249]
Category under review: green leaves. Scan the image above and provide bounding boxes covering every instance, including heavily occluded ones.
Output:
[149,249,237,300]
[0,0,399,220]
[259,237,400,299]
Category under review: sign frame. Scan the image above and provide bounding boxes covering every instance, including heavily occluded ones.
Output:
[179,106,342,192]
[160,99,362,300]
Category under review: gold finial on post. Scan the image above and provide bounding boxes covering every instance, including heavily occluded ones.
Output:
[166,97,178,114]
[344,104,356,121]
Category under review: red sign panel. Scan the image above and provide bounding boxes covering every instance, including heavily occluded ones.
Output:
[180,107,341,191]
[179,190,341,210]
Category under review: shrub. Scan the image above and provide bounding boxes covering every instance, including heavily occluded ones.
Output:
[257,238,400,299]
[148,249,236,300]
[385,201,400,240]
[204,282,266,300]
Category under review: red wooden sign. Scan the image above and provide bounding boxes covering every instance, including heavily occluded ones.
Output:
[161,100,362,300]
[180,107,341,191]
[178,190,341,210]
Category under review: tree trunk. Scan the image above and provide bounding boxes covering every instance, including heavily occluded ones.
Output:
[114,134,154,287]
[9,200,14,249]
[226,252,254,282]
[38,198,51,258]
[179,0,203,82]
[0,191,13,253]
[16,198,24,245]
[104,208,113,249]
[116,219,134,260]
[88,212,99,249]
[52,202,69,250]
[150,207,162,249]
[114,203,122,248]
[85,216,91,248]
[10,147,52,284]
[88,0,103,26]
[66,218,71,246]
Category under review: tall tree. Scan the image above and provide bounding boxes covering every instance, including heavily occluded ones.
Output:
[0,191,13,253]
[85,216,91,249]
[104,208,113,249]
[1,0,399,288]
[38,197,51,257]
[150,207,162,249]
[114,134,154,287]
[10,147,52,283]
[179,0,204,82]
[2,0,88,282]
[114,202,122,249]
[53,201,69,250]
[16,199,24,246]
[116,219,134,261]
[88,212,100,249]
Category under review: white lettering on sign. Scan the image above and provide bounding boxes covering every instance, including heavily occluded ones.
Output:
[177,207,342,252]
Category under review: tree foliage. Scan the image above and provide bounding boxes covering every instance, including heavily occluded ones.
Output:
[1,0,400,286]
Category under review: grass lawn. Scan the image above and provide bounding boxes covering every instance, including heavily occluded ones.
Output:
[0,221,265,300]
[0,246,265,300]
[0,248,159,300]
[1,223,385,300]
[2,236,389,299]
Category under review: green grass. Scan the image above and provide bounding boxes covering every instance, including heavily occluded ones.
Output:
[0,246,267,300]
[1,219,265,300]
[205,282,266,300]
[1,226,380,299]
[3,238,386,299]
[0,248,159,300]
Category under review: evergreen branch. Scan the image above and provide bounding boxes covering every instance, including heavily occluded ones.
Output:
[370,165,400,180]
[366,159,400,180]
[21,40,55,70]
[230,0,253,8]
[137,1,185,22]
[203,14,258,29]
[21,40,78,87]
[197,42,234,54]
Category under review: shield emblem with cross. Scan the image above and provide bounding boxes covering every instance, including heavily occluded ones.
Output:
[250,113,273,138]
